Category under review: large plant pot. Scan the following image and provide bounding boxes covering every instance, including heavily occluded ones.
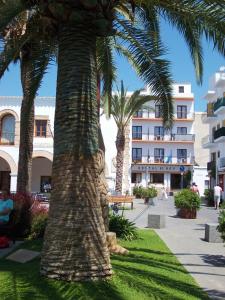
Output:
[177,208,197,219]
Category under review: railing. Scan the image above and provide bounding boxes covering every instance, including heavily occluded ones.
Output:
[202,134,214,145]
[132,156,194,164]
[219,157,225,170]
[213,97,225,112]
[132,133,195,142]
[0,132,15,145]
[214,127,225,140]
[133,110,194,119]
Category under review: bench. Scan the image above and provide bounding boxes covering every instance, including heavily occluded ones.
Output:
[108,196,135,209]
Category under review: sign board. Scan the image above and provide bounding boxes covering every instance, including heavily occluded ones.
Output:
[131,164,193,173]
[180,165,185,172]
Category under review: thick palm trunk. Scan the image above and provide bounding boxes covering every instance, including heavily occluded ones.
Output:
[17,56,34,193]
[115,130,125,194]
[40,25,111,281]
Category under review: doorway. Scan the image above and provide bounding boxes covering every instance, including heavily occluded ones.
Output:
[171,174,181,190]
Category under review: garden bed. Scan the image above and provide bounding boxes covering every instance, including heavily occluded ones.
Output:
[0,230,209,300]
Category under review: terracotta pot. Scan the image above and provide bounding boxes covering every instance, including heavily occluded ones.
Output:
[177,208,197,219]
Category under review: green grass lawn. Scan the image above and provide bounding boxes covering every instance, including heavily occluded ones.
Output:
[0,230,209,300]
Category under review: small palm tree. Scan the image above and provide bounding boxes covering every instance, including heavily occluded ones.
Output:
[106,81,155,193]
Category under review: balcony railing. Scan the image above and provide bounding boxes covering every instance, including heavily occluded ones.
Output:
[207,161,215,171]
[213,97,225,112]
[214,127,225,140]
[219,157,225,170]
[132,133,195,142]
[133,110,194,119]
[132,156,194,164]
[0,132,15,145]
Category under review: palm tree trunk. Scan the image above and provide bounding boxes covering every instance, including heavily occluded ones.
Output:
[40,25,111,281]
[17,55,34,193]
[115,130,125,194]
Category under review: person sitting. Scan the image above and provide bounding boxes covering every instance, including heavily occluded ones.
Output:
[0,190,14,225]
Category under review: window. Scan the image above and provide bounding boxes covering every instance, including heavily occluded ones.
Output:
[211,152,216,162]
[133,110,143,117]
[218,151,220,158]
[150,173,164,184]
[35,120,47,137]
[177,105,187,119]
[131,173,142,183]
[212,127,216,142]
[0,114,15,144]
[179,86,184,93]
[154,126,164,139]
[132,148,142,162]
[177,127,187,135]
[154,148,164,162]
[132,126,142,139]
[155,105,163,118]
[177,149,187,163]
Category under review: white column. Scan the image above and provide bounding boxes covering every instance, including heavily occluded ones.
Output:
[10,174,17,192]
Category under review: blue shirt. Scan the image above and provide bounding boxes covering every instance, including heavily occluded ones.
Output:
[0,199,13,222]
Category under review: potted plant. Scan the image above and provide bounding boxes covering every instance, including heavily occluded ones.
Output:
[174,189,201,219]
[142,187,158,204]
[132,186,145,199]
[204,189,214,207]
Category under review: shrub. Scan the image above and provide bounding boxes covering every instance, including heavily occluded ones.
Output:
[142,186,158,199]
[8,192,35,237]
[132,186,145,198]
[109,214,138,241]
[218,203,225,243]
[174,189,201,210]
[27,201,49,240]
[204,189,214,207]
[27,213,48,240]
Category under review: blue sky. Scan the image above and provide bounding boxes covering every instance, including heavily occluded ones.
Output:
[0,19,224,112]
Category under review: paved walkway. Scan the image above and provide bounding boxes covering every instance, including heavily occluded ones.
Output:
[0,241,23,258]
[123,198,225,300]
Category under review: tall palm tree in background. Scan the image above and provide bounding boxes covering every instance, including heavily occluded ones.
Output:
[107,81,156,193]
[0,0,224,282]
[0,12,55,193]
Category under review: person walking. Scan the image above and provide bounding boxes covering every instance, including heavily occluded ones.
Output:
[214,184,222,210]
[191,183,200,196]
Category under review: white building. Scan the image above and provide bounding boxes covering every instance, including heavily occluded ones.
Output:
[202,66,225,196]
[131,83,195,191]
[0,96,118,193]
[192,112,210,196]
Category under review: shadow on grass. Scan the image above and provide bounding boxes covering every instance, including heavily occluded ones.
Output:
[0,232,209,300]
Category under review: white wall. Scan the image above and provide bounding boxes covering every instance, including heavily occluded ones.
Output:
[193,167,209,196]
[31,157,52,192]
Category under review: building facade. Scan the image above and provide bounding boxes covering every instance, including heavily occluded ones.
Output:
[192,112,209,196]
[131,83,195,191]
[202,66,225,195]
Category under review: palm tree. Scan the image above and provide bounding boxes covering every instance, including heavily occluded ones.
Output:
[106,81,154,193]
[0,13,55,193]
[0,0,224,282]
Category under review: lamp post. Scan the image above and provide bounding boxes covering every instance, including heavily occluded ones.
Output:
[181,172,184,189]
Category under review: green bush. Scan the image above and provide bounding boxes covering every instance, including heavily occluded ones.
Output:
[204,189,214,207]
[132,186,145,198]
[142,186,158,199]
[218,203,225,243]
[174,189,201,210]
[27,213,48,240]
[109,214,138,241]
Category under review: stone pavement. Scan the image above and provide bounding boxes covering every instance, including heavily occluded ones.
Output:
[123,198,225,300]
[0,241,23,258]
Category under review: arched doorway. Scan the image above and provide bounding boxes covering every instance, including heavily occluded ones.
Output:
[31,156,52,192]
[0,114,15,145]
[0,157,11,191]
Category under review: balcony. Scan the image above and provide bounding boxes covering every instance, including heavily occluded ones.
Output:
[213,97,225,114]
[207,161,215,171]
[132,133,195,142]
[201,104,217,123]
[218,157,225,171]
[132,156,194,164]
[214,127,225,143]
[201,134,216,148]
